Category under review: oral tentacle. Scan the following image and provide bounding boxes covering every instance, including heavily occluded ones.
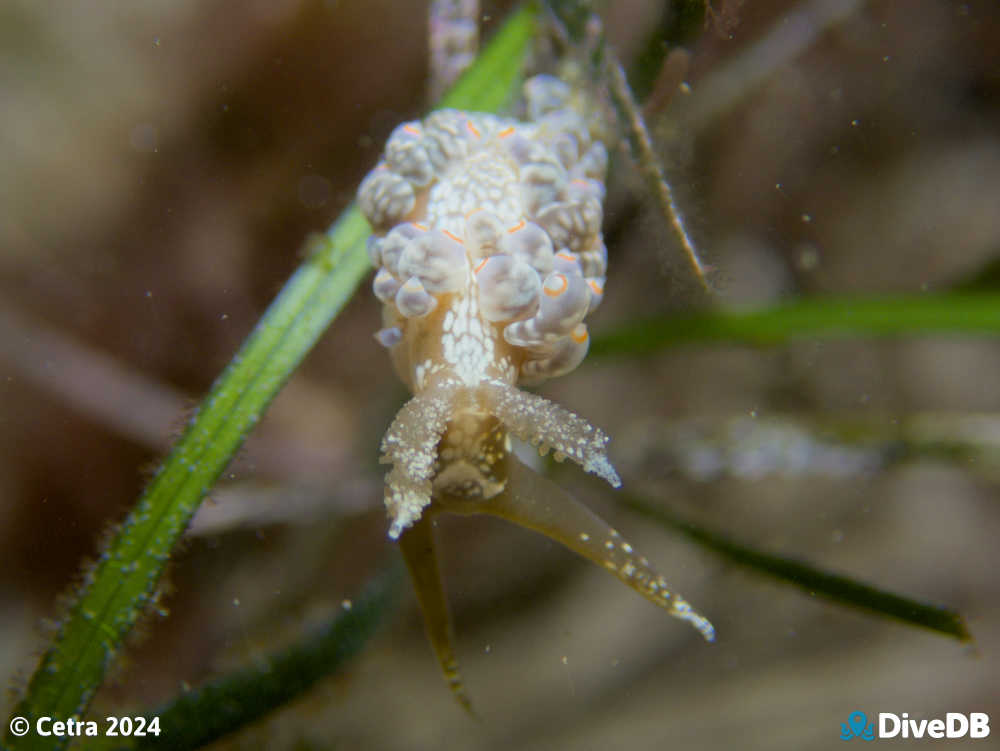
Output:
[480,380,621,488]
[380,380,461,539]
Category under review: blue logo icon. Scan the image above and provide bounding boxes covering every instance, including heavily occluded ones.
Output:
[841,711,876,741]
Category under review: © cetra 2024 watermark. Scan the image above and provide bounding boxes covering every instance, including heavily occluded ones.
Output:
[8,715,162,740]
[840,711,991,741]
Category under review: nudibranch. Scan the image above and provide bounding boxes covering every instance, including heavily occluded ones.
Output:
[359,76,713,709]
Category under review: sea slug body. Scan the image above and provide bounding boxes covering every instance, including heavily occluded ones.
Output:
[359,75,713,710]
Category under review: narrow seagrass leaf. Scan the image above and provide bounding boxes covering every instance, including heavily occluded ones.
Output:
[87,565,402,751]
[590,294,1000,357]
[623,495,971,641]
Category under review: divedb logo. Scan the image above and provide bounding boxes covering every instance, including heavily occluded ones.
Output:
[840,711,990,741]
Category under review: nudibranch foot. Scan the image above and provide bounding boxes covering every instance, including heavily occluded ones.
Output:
[444,456,714,642]
[397,513,476,716]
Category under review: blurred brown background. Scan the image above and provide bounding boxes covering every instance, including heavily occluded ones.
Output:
[1,0,998,748]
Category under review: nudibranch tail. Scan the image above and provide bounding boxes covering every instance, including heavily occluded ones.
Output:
[451,456,715,642]
[397,513,476,715]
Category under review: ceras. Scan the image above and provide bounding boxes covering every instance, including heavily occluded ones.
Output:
[359,75,713,710]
